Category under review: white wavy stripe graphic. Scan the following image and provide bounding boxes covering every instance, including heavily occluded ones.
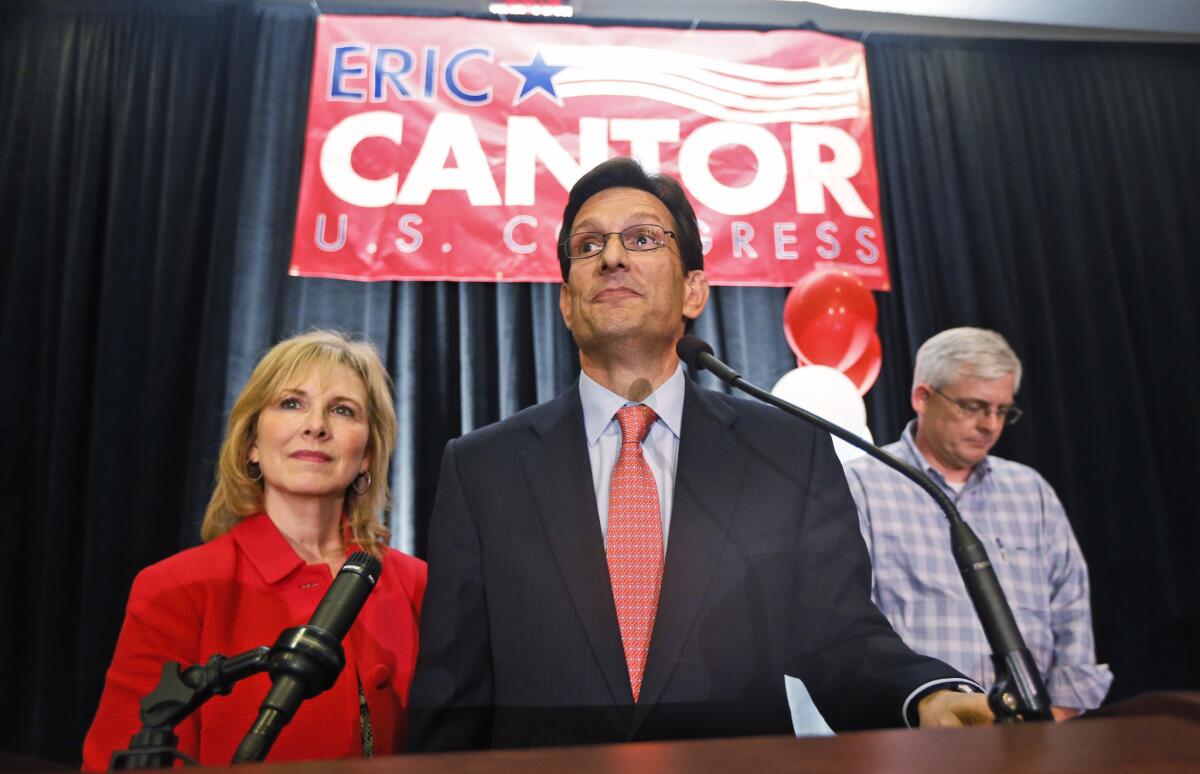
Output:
[541,44,860,84]
[557,69,860,112]
[560,65,860,101]
[556,81,861,123]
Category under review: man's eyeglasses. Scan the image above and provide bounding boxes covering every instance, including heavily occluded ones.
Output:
[561,224,675,262]
[930,385,1023,426]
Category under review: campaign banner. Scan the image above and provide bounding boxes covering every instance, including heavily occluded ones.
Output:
[290,15,890,289]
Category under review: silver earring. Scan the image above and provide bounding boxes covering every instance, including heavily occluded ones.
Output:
[247,461,263,482]
[352,471,371,496]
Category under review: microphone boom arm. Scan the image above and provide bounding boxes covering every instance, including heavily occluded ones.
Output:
[109,647,271,769]
[686,342,1053,723]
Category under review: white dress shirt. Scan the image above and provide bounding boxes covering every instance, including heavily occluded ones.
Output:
[579,362,685,550]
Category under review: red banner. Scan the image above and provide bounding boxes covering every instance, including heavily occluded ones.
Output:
[290,16,890,289]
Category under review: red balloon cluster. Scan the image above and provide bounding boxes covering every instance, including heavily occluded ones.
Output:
[782,270,882,395]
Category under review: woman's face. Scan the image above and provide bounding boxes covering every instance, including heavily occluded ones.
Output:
[249,363,370,504]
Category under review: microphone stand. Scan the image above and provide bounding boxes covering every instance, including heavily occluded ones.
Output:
[109,647,271,769]
[688,344,1053,723]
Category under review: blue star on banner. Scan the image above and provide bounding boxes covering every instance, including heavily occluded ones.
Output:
[505,50,567,105]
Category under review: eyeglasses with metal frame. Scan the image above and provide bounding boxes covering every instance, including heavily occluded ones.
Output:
[930,385,1023,425]
[561,224,676,262]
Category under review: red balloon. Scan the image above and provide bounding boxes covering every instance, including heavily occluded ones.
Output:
[782,270,877,371]
[842,332,882,395]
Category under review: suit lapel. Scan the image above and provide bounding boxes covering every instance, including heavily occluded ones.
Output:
[520,387,635,711]
[632,380,746,733]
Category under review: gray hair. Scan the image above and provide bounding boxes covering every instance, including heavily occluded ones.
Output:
[913,327,1023,392]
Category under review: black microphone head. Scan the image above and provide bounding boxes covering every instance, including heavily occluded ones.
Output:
[676,335,714,371]
[341,551,382,586]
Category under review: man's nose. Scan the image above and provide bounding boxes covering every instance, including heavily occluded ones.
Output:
[978,410,1005,432]
[598,233,629,271]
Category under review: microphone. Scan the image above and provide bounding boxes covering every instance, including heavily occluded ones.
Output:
[676,334,1053,723]
[232,551,383,763]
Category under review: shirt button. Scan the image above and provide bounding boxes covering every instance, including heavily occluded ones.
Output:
[370,664,391,689]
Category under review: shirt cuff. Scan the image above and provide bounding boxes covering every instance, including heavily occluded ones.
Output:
[1045,663,1114,710]
[902,678,985,728]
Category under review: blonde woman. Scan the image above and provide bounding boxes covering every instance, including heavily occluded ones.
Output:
[84,331,425,768]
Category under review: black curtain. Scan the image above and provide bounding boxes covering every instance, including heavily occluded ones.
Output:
[1,0,246,764]
[1,1,1197,765]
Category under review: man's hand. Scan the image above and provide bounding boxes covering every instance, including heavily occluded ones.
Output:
[917,689,995,728]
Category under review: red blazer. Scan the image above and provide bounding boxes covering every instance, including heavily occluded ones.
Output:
[83,514,426,770]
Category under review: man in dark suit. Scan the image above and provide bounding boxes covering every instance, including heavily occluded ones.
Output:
[408,158,991,751]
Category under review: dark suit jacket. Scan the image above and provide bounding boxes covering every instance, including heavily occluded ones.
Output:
[408,377,965,750]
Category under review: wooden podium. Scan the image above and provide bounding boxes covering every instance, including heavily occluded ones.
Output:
[3,693,1193,771]
[193,693,1199,773]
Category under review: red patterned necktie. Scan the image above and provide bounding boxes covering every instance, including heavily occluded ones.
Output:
[606,404,664,702]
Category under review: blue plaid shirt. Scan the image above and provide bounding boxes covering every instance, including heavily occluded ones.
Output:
[843,421,1112,710]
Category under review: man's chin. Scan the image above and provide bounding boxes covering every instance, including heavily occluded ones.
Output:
[957,448,990,467]
[578,326,687,362]
[576,314,642,343]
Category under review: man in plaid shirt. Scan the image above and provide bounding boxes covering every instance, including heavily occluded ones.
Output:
[844,328,1112,719]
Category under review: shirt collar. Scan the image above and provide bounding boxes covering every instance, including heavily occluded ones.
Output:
[899,419,992,486]
[579,361,685,446]
[232,513,306,585]
[231,512,362,584]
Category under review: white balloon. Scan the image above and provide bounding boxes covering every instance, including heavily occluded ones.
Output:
[770,366,867,428]
[771,366,873,464]
[832,423,873,465]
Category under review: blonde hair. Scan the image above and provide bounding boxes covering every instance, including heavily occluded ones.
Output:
[201,330,396,556]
